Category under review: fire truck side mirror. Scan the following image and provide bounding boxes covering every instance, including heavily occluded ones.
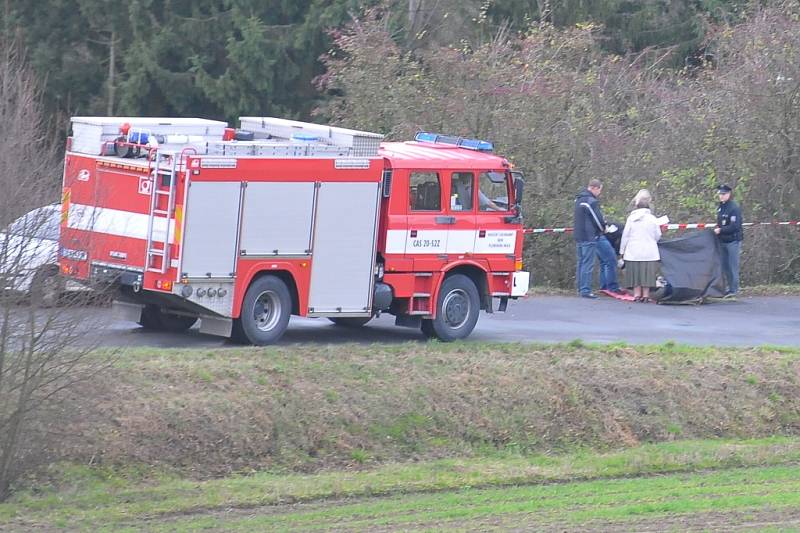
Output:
[506,171,525,224]
[512,171,525,207]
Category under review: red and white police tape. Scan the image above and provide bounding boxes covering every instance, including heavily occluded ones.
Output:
[523,221,800,234]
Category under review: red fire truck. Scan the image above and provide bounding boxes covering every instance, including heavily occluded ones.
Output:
[59,117,529,344]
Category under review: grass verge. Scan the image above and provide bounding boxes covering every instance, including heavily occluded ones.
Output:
[147,464,800,532]
[2,436,800,531]
[13,342,800,481]
[739,284,800,296]
[4,341,800,531]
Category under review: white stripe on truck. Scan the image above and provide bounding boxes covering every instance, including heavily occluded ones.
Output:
[385,229,517,255]
[67,204,175,243]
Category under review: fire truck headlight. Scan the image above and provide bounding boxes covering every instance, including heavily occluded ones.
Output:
[181,284,193,298]
[196,288,206,297]
[217,288,227,297]
[207,288,217,297]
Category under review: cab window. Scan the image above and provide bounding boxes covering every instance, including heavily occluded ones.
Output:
[450,172,474,211]
[478,171,511,212]
[409,171,441,211]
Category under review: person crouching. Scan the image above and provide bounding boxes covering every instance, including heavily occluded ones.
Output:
[620,190,663,302]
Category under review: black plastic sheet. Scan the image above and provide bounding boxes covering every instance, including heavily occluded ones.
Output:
[655,230,726,302]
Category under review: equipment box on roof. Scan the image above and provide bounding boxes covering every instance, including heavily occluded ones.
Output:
[239,117,383,157]
[70,116,228,155]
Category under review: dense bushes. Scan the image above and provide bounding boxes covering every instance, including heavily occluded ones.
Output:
[318,4,800,287]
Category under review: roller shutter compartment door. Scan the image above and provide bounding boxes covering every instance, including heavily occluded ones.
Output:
[308,182,380,314]
[181,182,242,278]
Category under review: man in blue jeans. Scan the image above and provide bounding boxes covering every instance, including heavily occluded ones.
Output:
[574,179,622,298]
[713,184,743,298]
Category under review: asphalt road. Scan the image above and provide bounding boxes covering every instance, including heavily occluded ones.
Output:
[76,294,799,348]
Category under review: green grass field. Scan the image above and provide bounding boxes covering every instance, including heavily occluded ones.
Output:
[3,437,800,531]
[4,342,800,531]
[147,465,800,532]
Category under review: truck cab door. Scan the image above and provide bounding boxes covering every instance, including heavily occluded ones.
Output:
[446,171,477,255]
[406,170,449,271]
[474,170,516,270]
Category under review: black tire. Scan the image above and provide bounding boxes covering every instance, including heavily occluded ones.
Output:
[138,304,197,332]
[137,305,161,330]
[328,317,371,328]
[428,274,480,342]
[236,275,291,345]
[158,312,198,332]
[30,266,64,308]
[420,319,436,338]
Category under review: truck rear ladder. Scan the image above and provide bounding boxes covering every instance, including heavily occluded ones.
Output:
[144,152,178,273]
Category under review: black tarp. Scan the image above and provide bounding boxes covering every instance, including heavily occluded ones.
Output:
[654,230,726,302]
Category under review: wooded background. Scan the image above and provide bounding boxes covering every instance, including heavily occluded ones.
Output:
[2,0,798,286]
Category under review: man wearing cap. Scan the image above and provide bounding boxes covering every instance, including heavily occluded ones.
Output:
[713,184,743,298]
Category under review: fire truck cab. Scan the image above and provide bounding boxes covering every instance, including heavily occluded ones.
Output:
[60,117,529,344]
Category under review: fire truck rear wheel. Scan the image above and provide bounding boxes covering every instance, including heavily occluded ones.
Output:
[30,266,64,308]
[237,275,291,345]
[138,305,198,332]
[328,317,371,328]
[428,274,480,342]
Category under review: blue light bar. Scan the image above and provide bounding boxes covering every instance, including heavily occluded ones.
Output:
[414,131,494,152]
[459,138,494,151]
[415,132,438,143]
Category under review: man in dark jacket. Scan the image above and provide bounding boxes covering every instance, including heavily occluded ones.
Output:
[574,179,620,298]
[713,184,743,297]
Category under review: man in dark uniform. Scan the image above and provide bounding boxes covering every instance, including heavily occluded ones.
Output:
[574,179,621,298]
[713,184,743,298]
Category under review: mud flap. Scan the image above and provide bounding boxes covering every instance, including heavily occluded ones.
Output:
[112,301,143,323]
[498,296,509,312]
[199,316,233,337]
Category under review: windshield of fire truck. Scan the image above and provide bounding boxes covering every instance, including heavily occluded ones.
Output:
[478,171,511,211]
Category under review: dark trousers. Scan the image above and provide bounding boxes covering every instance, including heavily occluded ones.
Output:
[576,241,596,295]
[576,237,620,295]
[719,240,741,294]
[596,236,620,291]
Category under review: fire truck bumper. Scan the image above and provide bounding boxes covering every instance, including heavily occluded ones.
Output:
[511,271,530,297]
[90,262,143,289]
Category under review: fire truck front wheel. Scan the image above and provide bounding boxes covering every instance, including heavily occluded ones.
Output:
[425,274,480,342]
[236,275,291,345]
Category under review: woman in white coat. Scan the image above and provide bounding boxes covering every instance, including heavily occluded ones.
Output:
[620,190,662,302]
